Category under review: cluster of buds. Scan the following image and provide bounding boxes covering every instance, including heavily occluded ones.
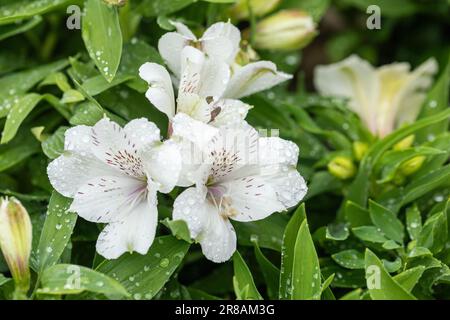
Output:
[0,198,32,299]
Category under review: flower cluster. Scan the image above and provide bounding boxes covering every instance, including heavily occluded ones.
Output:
[47,21,307,263]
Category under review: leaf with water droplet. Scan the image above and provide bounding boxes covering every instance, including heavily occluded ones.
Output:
[82,0,122,83]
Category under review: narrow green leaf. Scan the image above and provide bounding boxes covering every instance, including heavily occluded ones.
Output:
[38,264,129,298]
[232,251,263,300]
[345,201,372,227]
[291,220,321,300]
[369,200,404,244]
[37,191,77,271]
[0,16,42,41]
[254,242,279,299]
[42,127,68,159]
[279,204,306,299]
[0,0,70,24]
[406,205,422,241]
[97,235,189,300]
[352,226,388,243]
[82,0,123,82]
[332,250,365,270]
[1,93,42,144]
[393,266,425,292]
[417,211,448,254]
[365,249,415,300]
[162,218,192,243]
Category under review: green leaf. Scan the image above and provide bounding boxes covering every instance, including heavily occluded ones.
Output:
[364,249,415,300]
[37,191,77,271]
[162,218,192,243]
[345,201,372,227]
[42,127,68,159]
[0,59,68,118]
[376,147,445,184]
[232,251,263,300]
[82,0,123,82]
[369,200,404,244]
[344,108,450,209]
[352,226,388,243]
[254,242,279,299]
[97,235,189,300]
[332,250,365,270]
[279,204,306,299]
[406,205,422,241]
[326,222,349,241]
[0,274,10,287]
[417,211,448,254]
[38,264,129,298]
[138,0,196,17]
[234,213,287,251]
[0,16,42,41]
[417,54,450,142]
[393,266,425,292]
[0,142,39,172]
[292,220,321,300]
[1,93,42,144]
[0,0,71,24]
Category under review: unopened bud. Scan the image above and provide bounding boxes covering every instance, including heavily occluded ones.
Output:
[253,10,317,51]
[235,41,259,66]
[353,141,369,161]
[393,135,415,151]
[399,156,426,176]
[103,0,127,6]
[229,0,281,20]
[0,198,32,298]
[328,156,356,180]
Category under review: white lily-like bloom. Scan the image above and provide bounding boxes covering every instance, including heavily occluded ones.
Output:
[47,118,181,259]
[157,21,292,99]
[139,46,251,127]
[171,114,307,263]
[314,55,438,137]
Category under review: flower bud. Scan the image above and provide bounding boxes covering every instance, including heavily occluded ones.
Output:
[328,156,356,180]
[393,135,415,151]
[399,156,426,176]
[0,198,32,298]
[103,0,127,6]
[353,141,369,161]
[229,0,281,20]
[235,41,259,66]
[253,10,317,51]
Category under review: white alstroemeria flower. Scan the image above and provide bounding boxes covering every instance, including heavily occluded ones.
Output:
[139,46,251,127]
[157,21,292,98]
[314,55,438,137]
[47,118,181,259]
[171,114,307,263]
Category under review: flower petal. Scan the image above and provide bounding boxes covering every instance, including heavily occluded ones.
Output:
[172,113,219,150]
[179,46,230,98]
[69,175,146,223]
[263,168,307,208]
[201,22,241,65]
[173,187,209,239]
[89,118,149,177]
[47,153,118,198]
[199,210,237,263]
[64,125,93,153]
[158,32,191,80]
[314,55,379,134]
[223,175,285,222]
[124,118,161,149]
[209,99,251,127]
[223,61,292,99]
[258,137,299,167]
[96,196,158,259]
[139,62,176,119]
[143,140,182,193]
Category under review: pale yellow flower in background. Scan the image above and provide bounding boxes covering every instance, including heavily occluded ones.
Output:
[0,197,32,299]
[314,55,438,137]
